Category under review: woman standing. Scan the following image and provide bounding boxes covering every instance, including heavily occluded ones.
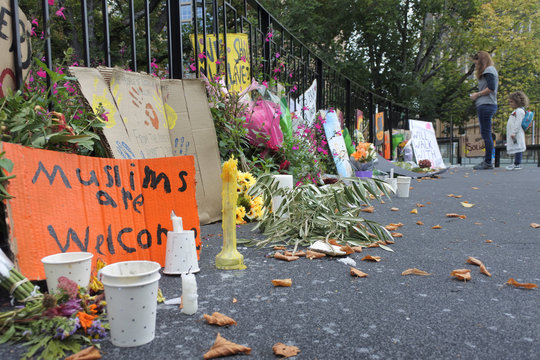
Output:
[470,51,499,170]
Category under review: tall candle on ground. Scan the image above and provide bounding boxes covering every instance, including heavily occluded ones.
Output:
[181,273,198,315]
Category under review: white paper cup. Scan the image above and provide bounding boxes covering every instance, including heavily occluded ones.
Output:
[100,261,161,347]
[396,176,412,198]
[41,252,93,294]
[164,230,200,275]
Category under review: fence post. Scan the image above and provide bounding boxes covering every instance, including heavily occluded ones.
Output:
[316,58,323,111]
[368,93,374,143]
[10,0,23,90]
[345,79,351,131]
[168,0,183,79]
[388,101,393,160]
[259,6,270,79]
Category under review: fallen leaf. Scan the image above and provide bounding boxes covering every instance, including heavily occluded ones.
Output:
[530,223,540,229]
[65,346,101,360]
[305,250,326,259]
[446,213,466,219]
[432,225,442,229]
[273,246,286,250]
[389,222,404,228]
[361,255,381,262]
[506,278,538,289]
[485,240,493,243]
[272,343,301,358]
[367,243,380,248]
[391,232,403,238]
[272,278,292,287]
[391,207,399,211]
[466,257,492,277]
[451,269,471,281]
[416,221,424,226]
[459,215,467,219]
[361,206,375,213]
[447,194,454,197]
[232,298,237,303]
[203,312,238,326]
[284,250,306,257]
[369,194,376,200]
[385,224,399,231]
[274,252,299,262]
[351,246,363,253]
[472,187,479,190]
[401,268,431,276]
[350,267,368,277]
[385,239,395,244]
[426,202,432,205]
[410,209,418,214]
[203,333,251,359]
[474,222,482,225]
[409,186,414,190]
[367,232,378,238]
[448,194,463,198]
[340,244,355,255]
[328,239,340,246]
[381,200,385,204]
[416,203,425,207]
[460,202,475,208]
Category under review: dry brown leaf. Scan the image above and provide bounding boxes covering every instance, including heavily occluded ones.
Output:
[273,246,286,250]
[350,267,368,277]
[409,186,414,190]
[506,278,538,289]
[65,346,101,360]
[367,232,378,238]
[285,250,306,257]
[367,243,380,248]
[410,209,418,214]
[385,224,399,231]
[385,239,395,244]
[451,269,471,281]
[426,201,432,205]
[328,239,340,246]
[485,239,493,243]
[391,207,399,211]
[530,223,540,229]
[459,215,467,219]
[272,343,301,358]
[340,244,355,255]
[203,312,238,326]
[388,222,403,228]
[416,221,424,226]
[460,201,475,208]
[274,252,299,262]
[361,206,375,213]
[203,333,251,359]
[447,194,463,198]
[272,278,292,287]
[361,255,381,262]
[472,187,479,190]
[416,203,425,207]
[446,213,466,219]
[401,268,431,276]
[381,200,385,204]
[232,298,237,303]
[466,257,492,277]
[447,194,455,197]
[391,232,403,238]
[369,194,376,200]
[432,225,442,229]
[351,246,363,253]
[305,250,326,259]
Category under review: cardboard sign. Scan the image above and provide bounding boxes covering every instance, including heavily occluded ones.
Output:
[356,110,364,130]
[460,134,486,158]
[322,110,353,177]
[375,112,384,145]
[290,79,317,130]
[409,120,446,169]
[190,33,251,93]
[2,142,200,280]
[69,67,222,225]
[0,1,31,98]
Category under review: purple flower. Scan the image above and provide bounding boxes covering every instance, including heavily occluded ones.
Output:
[275,52,280,58]
[87,319,107,339]
[37,69,46,78]
[55,7,66,20]
[69,318,81,336]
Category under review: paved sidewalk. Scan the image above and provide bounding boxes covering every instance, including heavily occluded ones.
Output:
[2,166,540,359]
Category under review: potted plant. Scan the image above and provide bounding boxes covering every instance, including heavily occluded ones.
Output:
[349,142,377,178]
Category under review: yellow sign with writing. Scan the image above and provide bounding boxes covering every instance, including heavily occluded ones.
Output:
[190,33,251,93]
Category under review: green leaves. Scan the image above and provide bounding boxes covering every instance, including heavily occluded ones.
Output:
[246,174,392,248]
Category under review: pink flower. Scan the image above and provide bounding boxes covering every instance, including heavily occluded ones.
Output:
[48,0,55,5]
[273,68,281,73]
[262,81,268,88]
[189,63,196,71]
[101,112,110,122]
[315,124,321,130]
[55,7,66,19]
[31,27,37,37]
[289,73,293,78]
[216,59,221,65]
[292,145,299,150]
[151,58,158,69]
[275,52,280,58]
[198,52,206,59]
[240,56,246,62]
[37,69,46,78]
[32,18,39,27]
[57,276,78,299]
[302,106,309,111]
[72,61,79,66]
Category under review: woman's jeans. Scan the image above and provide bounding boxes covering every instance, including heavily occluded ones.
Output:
[514,152,522,165]
[477,104,498,164]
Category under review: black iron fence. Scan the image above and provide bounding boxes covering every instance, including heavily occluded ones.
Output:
[6,0,414,157]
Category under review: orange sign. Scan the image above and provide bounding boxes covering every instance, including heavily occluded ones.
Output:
[375,112,384,145]
[2,142,201,280]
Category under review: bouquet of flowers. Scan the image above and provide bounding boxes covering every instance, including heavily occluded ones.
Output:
[349,142,377,172]
[236,171,265,224]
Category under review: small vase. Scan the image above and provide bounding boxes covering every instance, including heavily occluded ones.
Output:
[355,170,372,178]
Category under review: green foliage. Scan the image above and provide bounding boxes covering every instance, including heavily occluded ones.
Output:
[245,174,392,249]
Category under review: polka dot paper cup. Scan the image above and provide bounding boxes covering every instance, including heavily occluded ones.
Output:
[41,252,93,294]
[100,261,161,347]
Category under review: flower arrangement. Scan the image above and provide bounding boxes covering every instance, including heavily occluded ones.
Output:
[236,171,265,224]
[0,271,108,359]
[418,159,432,169]
[350,142,377,171]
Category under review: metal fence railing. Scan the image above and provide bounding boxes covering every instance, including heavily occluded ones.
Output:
[7,0,415,159]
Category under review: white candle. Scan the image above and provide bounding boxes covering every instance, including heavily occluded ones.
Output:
[181,273,198,315]
[171,210,183,232]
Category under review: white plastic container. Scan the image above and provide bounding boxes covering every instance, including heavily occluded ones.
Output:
[396,176,412,198]
[272,174,293,217]
[41,252,93,294]
[385,178,397,194]
[100,261,161,347]
[164,212,199,275]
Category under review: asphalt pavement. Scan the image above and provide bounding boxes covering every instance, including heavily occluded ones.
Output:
[1,165,539,359]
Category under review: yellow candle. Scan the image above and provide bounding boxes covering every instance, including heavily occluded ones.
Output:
[215,157,246,270]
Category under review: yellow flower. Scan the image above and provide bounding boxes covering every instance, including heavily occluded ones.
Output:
[235,206,247,224]
[157,288,165,303]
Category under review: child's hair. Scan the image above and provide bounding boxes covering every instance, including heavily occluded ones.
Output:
[509,91,529,108]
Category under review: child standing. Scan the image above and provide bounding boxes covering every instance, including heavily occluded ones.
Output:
[505,91,528,170]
